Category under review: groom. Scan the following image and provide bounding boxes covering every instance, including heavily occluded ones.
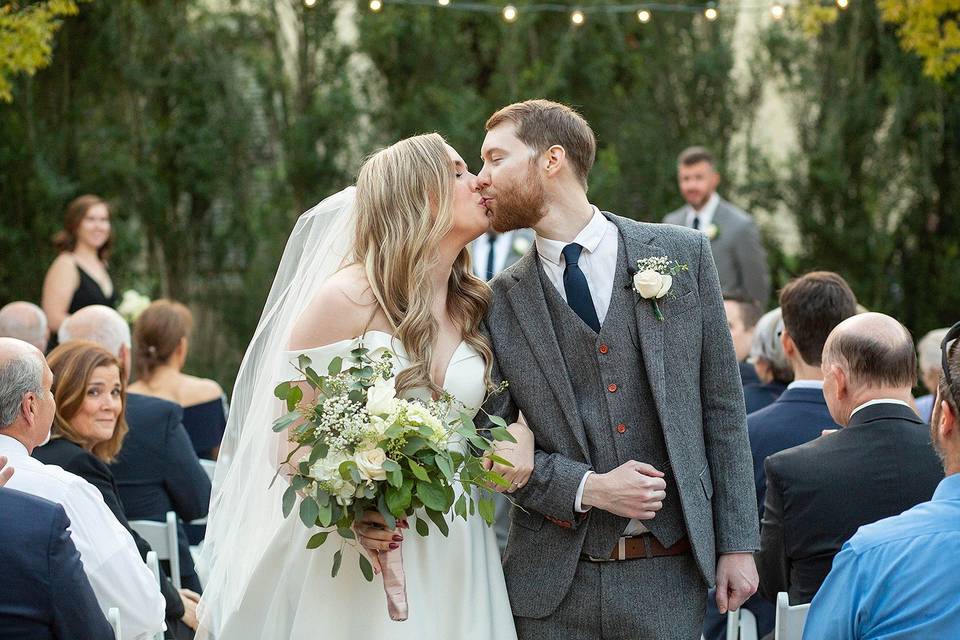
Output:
[477,100,759,639]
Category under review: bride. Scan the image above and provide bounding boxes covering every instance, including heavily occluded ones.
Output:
[198,133,533,639]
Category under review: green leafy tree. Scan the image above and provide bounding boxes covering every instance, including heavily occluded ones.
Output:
[0,0,84,101]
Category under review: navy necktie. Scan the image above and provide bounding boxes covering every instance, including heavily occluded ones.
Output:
[485,232,498,281]
[561,243,601,333]
[692,216,701,230]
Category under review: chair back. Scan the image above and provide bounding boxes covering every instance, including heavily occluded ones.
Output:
[775,592,811,640]
[143,552,165,640]
[130,511,181,589]
[726,607,759,640]
[107,607,122,640]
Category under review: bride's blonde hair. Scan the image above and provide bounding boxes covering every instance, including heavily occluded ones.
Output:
[354,133,493,397]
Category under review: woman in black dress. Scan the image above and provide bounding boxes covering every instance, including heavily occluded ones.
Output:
[128,300,227,460]
[42,195,118,351]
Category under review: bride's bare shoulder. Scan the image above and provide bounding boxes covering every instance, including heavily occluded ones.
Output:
[288,265,378,350]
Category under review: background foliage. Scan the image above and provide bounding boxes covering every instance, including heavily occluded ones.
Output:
[1,0,957,389]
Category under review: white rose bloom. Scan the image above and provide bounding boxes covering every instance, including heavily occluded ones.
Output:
[633,270,672,299]
[354,447,389,482]
[310,449,349,483]
[366,377,398,416]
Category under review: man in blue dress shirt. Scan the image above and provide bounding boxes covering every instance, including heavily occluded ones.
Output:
[804,327,960,639]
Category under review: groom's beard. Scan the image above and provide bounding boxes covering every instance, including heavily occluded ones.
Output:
[490,166,547,233]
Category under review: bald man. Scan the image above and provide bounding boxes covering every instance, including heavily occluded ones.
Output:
[58,305,131,377]
[756,313,944,606]
[0,302,48,351]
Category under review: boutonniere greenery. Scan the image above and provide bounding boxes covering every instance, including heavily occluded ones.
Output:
[632,256,689,322]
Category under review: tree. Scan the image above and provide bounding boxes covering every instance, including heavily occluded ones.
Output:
[878,0,960,80]
[0,0,83,101]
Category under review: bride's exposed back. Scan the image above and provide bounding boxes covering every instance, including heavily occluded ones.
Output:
[198,133,527,639]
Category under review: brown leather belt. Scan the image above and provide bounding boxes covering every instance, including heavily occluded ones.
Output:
[581,534,691,562]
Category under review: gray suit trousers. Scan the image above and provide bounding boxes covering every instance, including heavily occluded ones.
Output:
[514,555,707,640]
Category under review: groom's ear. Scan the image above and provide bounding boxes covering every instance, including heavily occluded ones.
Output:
[543,144,566,178]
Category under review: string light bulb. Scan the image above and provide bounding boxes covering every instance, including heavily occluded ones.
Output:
[637,9,651,23]
[571,9,585,26]
[438,0,450,5]
[836,0,849,8]
[769,2,784,19]
[704,5,719,21]
[304,0,317,6]
[369,0,382,11]
[502,4,518,22]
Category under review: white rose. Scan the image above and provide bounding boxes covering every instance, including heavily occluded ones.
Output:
[354,447,388,482]
[366,377,398,416]
[704,223,719,240]
[633,270,673,299]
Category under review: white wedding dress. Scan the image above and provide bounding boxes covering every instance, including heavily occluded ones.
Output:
[215,331,517,639]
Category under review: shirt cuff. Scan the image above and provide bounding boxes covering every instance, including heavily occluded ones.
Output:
[574,470,594,513]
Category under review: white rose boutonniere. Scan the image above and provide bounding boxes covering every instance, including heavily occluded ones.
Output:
[632,256,689,321]
[117,289,151,324]
[704,223,720,241]
[512,235,532,256]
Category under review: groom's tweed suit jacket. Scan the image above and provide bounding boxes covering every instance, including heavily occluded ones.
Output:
[482,213,759,620]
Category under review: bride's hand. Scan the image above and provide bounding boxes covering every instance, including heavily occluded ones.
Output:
[485,418,534,494]
[354,511,408,575]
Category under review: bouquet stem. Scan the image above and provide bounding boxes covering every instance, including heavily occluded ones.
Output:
[380,545,408,621]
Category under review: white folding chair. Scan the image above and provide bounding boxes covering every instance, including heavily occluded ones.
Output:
[107,607,122,640]
[726,607,759,640]
[775,592,811,640]
[144,552,164,640]
[130,511,181,589]
[199,458,216,483]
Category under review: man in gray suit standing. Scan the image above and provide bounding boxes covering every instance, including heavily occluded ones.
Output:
[663,147,770,305]
[476,100,759,639]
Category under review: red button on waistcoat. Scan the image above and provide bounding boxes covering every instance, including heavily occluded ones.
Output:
[599,344,609,354]
[607,383,618,393]
[616,424,627,434]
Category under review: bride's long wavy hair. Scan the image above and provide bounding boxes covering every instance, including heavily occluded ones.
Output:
[353,133,493,397]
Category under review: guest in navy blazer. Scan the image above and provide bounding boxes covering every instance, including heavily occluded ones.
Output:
[112,392,211,589]
[0,487,114,640]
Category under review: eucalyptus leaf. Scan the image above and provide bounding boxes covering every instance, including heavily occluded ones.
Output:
[454,494,467,519]
[359,554,374,582]
[299,496,320,527]
[382,458,401,473]
[415,517,429,537]
[331,549,343,577]
[317,499,333,527]
[478,496,496,524]
[436,455,454,482]
[286,385,303,412]
[273,381,291,400]
[298,354,313,370]
[327,356,343,375]
[308,443,329,465]
[272,411,299,433]
[426,508,450,536]
[282,485,297,518]
[306,531,329,549]
[304,366,322,388]
[402,437,429,456]
[337,527,356,540]
[459,411,477,431]
[408,459,430,482]
[416,480,448,511]
[377,493,397,529]
[488,454,515,468]
[488,415,508,428]
[388,466,403,488]
[290,475,310,490]
[490,426,517,443]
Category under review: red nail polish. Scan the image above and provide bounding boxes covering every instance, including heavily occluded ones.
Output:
[392,534,403,542]
[389,542,399,550]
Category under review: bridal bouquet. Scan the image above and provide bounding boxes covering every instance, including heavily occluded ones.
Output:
[271,345,514,620]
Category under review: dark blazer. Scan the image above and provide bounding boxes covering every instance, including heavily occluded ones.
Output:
[739,360,760,387]
[756,402,944,605]
[111,393,211,590]
[32,438,186,623]
[747,386,838,517]
[743,380,788,415]
[0,488,114,640]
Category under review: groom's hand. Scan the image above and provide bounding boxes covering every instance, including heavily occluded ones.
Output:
[715,552,759,614]
[580,460,666,519]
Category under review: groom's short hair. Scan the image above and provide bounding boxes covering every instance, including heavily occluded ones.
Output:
[486,100,596,188]
[779,271,858,366]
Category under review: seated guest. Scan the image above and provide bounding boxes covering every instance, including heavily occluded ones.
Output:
[33,341,199,636]
[0,302,48,351]
[757,313,943,607]
[0,337,165,638]
[724,295,764,386]
[803,324,960,639]
[705,272,857,640]
[129,300,226,460]
[61,305,211,590]
[916,328,949,423]
[743,308,793,414]
[0,488,114,639]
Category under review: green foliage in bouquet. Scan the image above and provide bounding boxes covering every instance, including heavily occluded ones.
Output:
[272,346,514,581]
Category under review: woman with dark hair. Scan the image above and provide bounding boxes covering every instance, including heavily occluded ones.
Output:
[128,300,226,460]
[33,341,200,638]
[41,195,118,351]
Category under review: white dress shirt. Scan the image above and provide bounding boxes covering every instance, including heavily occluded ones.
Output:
[850,398,913,418]
[534,206,618,323]
[534,207,647,535]
[684,192,720,230]
[472,230,521,279]
[0,434,166,640]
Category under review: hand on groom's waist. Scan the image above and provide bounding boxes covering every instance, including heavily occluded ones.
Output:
[579,460,667,520]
